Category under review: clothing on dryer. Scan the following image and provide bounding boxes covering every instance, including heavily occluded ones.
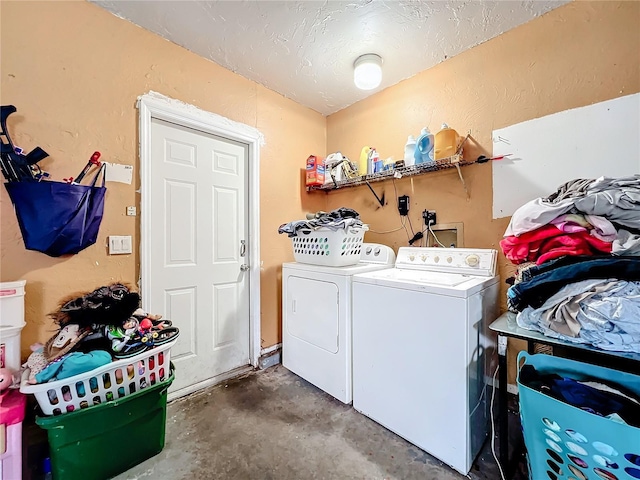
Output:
[278,207,363,237]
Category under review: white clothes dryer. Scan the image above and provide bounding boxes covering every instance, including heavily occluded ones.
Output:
[282,243,395,404]
[352,247,500,475]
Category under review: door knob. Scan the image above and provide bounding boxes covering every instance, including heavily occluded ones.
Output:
[240,264,250,271]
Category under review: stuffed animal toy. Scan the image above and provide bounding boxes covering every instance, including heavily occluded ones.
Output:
[43,323,92,362]
[131,308,171,329]
[22,343,48,385]
[0,367,16,395]
[49,282,140,328]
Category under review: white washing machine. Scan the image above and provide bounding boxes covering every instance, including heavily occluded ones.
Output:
[352,247,500,475]
[282,243,395,404]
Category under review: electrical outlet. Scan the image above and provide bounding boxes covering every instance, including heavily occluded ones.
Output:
[422,210,437,226]
[398,195,410,216]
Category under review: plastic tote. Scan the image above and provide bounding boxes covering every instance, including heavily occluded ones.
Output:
[36,367,174,480]
[4,164,106,257]
[517,352,640,480]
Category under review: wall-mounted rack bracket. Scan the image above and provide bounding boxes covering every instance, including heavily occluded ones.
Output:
[364,179,385,206]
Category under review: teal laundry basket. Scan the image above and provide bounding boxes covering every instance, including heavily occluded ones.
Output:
[517,352,640,480]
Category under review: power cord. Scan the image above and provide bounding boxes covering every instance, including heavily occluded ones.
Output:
[490,365,507,480]
[428,222,446,248]
[408,230,424,245]
[392,178,414,243]
[403,218,413,242]
[369,216,407,235]
[407,214,416,236]
[469,375,488,420]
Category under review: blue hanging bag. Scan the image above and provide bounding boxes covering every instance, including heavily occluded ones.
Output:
[5,164,107,257]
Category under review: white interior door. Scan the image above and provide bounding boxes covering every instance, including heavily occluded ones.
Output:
[147,117,250,395]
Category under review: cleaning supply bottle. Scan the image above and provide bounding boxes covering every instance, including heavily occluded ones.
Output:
[368,148,381,174]
[434,123,460,160]
[414,127,434,165]
[404,135,416,167]
[358,146,371,176]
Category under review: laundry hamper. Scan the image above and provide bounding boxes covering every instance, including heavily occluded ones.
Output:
[291,225,368,267]
[516,352,640,480]
[21,339,175,415]
[36,366,174,480]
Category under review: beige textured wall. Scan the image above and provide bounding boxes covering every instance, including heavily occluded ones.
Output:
[2,1,638,373]
[325,1,640,382]
[0,1,325,357]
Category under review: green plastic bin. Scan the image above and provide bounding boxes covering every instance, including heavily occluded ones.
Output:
[36,370,174,480]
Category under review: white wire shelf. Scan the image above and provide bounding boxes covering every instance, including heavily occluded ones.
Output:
[306,153,473,192]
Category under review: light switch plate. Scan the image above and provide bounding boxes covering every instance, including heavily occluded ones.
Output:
[108,235,132,255]
[126,206,137,216]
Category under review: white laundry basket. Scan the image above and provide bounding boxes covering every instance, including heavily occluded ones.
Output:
[20,340,176,416]
[291,225,368,267]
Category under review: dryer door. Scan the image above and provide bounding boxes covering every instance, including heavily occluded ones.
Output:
[286,275,339,353]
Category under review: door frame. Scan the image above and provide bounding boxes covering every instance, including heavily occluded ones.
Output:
[137,91,262,369]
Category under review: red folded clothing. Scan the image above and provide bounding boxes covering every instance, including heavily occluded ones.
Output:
[500,225,612,265]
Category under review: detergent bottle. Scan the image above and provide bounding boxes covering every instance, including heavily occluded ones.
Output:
[414,127,434,165]
[403,135,416,167]
[368,148,381,174]
[358,146,371,176]
[434,123,460,160]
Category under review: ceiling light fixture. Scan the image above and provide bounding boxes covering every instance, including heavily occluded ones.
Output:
[353,54,382,90]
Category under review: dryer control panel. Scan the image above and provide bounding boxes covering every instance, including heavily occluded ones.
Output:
[360,243,396,265]
[395,247,497,277]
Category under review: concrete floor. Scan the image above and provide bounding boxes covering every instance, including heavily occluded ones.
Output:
[112,365,515,480]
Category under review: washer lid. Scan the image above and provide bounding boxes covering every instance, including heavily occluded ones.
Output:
[352,268,498,297]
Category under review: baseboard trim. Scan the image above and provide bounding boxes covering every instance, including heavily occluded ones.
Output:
[260,342,282,356]
[259,343,282,369]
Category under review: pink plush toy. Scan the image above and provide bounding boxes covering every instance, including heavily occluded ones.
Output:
[0,367,15,397]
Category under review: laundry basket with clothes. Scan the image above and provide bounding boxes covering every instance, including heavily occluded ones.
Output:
[278,207,368,267]
[20,283,179,415]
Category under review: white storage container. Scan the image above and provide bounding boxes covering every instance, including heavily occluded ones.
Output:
[0,280,26,328]
[291,225,368,267]
[20,339,176,416]
[0,322,26,372]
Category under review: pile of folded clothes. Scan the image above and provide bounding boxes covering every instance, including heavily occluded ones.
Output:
[22,283,179,386]
[500,175,640,353]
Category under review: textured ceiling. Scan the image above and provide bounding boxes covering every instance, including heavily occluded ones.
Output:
[92,0,568,115]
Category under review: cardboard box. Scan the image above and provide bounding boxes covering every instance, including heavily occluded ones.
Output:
[305,155,325,186]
